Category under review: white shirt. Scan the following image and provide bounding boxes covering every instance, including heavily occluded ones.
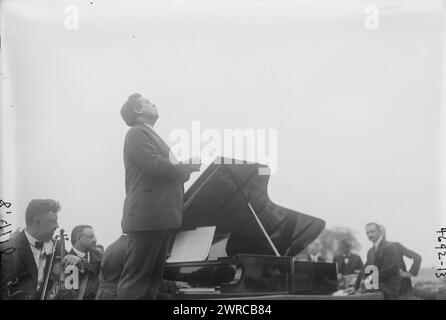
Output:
[374,236,383,251]
[72,247,90,262]
[24,230,53,291]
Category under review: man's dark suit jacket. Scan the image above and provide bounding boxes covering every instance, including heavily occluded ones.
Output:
[393,242,422,297]
[334,253,363,275]
[121,123,191,232]
[362,239,401,300]
[69,248,102,300]
[96,235,127,300]
[0,231,41,300]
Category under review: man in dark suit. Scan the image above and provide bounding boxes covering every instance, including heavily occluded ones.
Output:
[356,222,401,300]
[334,240,363,276]
[69,224,102,300]
[117,93,200,300]
[0,199,83,300]
[96,234,127,300]
[379,226,422,298]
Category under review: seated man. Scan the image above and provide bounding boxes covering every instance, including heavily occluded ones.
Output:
[334,240,363,289]
[305,242,325,262]
[334,240,363,275]
[0,199,84,300]
[96,234,188,300]
[69,225,103,300]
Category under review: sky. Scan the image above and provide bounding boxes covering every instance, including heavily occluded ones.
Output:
[1,0,445,272]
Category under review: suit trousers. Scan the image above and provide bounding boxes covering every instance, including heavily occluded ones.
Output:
[117,229,172,300]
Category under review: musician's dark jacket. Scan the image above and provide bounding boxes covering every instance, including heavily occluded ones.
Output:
[357,239,401,300]
[333,252,363,275]
[69,248,102,300]
[96,235,127,300]
[121,123,191,232]
[0,231,40,300]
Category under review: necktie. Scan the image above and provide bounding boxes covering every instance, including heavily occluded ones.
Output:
[34,241,43,250]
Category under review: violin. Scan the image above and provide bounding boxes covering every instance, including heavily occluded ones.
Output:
[40,228,88,300]
[40,228,66,299]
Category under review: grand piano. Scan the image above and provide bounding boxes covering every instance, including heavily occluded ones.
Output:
[163,157,338,299]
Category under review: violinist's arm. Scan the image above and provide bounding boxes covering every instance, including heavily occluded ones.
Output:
[63,254,82,269]
[72,257,96,276]
[80,258,95,274]
[62,255,96,275]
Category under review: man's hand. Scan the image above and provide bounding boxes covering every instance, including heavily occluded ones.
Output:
[63,254,81,268]
[400,270,411,278]
[332,287,356,296]
[344,287,356,295]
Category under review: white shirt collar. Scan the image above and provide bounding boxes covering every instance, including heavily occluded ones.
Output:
[72,246,86,258]
[310,254,319,261]
[374,236,383,250]
[143,123,153,129]
[24,229,39,247]
[24,229,53,255]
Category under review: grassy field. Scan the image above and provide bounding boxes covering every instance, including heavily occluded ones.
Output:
[411,268,446,299]
[412,268,445,284]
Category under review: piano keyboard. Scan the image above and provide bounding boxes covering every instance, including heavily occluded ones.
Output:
[178,287,220,294]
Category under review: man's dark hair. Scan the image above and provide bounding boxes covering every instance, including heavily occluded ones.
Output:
[120,93,143,126]
[365,222,380,230]
[71,224,93,246]
[25,199,61,226]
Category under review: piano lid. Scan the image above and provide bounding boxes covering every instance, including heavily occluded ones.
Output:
[182,157,325,257]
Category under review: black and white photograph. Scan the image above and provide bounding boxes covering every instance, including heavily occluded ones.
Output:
[1,0,446,308]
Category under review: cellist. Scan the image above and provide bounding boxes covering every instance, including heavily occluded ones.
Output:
[0,199,84,300]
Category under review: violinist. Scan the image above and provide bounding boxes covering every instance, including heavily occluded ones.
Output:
[0,199,83,300]
[69,225,102,299]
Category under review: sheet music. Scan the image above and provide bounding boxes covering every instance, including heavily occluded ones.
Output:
[167,226,216,263]
[208,233,230,258]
